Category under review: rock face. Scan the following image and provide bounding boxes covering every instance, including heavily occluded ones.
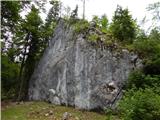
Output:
[28,20,140,110]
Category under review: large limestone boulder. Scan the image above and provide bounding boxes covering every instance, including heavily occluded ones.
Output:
[28,20,140,110]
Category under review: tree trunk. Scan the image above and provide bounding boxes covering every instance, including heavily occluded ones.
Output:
[17,33,30,101]
[83,0,85,19]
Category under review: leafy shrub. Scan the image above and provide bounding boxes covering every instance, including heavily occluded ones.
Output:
[73,20,89,33]
[133,38,159,58]
[91,15,101,27]
[126,69,160,89]
[88,34,99,42]
[104,39,113,46]
[126,70,145,89]
[144,57,160,75]
[118,88,160,120]
[123,44,134,51]
[91,15,109,33]
[100,15,108,33]
[1,55,20,99]
[133,28,160,59]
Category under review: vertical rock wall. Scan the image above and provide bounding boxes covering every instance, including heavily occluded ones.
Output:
[28,20,140,110]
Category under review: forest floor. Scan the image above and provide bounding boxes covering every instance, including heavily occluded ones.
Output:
[1,101,120,120]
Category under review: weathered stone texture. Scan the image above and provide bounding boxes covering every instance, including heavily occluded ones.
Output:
[28,20,140,110]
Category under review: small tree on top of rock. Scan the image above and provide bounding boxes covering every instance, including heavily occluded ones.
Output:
[70,5,78,19]
[100,14,109,33]
[110,5,136,43]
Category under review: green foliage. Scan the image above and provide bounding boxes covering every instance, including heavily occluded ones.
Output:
[17,5,43,65]
[1,1,21,53]
[105,107,119,120]
[1,1,30,43]
[133,28,160,75]
[144,58,160,75]
[24,5,43,33]
[126,70,160,89]
[1,1,21,28]
[126,70,145,89]
[110,5,136,43]
[121,25,160,120]
[13,5,45,100]
[47,0,61,22]
[73,20,89,33]
[100,15,108,33]
[1,55,20,99]
[149,28,160,41]
[118,88,160,120]
[92,15,101,27]
[103,33,115,45]
[132,27,160,78]
[122,44,134,51]
[91,15,109,33]
[88,34,99,42]
[104,40,113,47]
[133,37,160,58]
[23,6,44,96]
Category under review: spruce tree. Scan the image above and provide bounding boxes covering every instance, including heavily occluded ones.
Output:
[110,5,136,43]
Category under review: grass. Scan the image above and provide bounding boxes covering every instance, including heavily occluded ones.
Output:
[1,101,117,120]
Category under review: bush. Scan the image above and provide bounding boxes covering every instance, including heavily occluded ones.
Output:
[133,28,160,59]
[126,70,160,89]
[126,70,145,89]
[1,55,20,99]
[73,20,89,33]
[88,34,99,42]
[133,38,159,58]
[118,88,160,120]
[144,58,160,75]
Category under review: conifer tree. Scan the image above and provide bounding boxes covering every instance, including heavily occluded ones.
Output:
[17,5,43,100]
[110,5,136,43]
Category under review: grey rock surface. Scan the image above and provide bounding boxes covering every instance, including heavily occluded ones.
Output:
[28,20,139,110]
